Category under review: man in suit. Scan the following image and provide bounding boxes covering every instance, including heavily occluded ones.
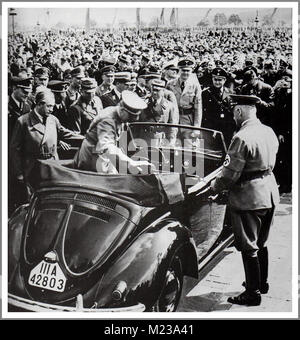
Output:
[202,67,236,147]
[66,78,103,135]
[205,95,280,306]
[9,90,80,212]
[166,56,202,145]
[95,65,116,98]
[100,72,131,108]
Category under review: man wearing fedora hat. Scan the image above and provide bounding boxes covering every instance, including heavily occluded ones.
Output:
[205,94,280,306]
[100,72,131,108]
[74,90,154,174]
[66,78,103,135]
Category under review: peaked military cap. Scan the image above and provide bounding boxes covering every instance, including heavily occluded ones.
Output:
[70,67,85,78]
[229,95,261,107]
[151,79,166,89]
[163,60,179,71]
[100,65,116,75]
[48,80,69,93]
[12,75,33,91]
[34,67,49,78]
[119,54,132,64]
[121,90,147,115]
[178,56,195,69]
[212,67,227,78]
[114,72,131,82]
[81,78,97,92]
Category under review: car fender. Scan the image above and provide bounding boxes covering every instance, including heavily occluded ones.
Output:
[93,217,198,309]
[8,204,29,284]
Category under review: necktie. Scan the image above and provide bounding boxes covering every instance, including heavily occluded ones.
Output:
[19,102,23,111]
[43,116,47,126]
[181,82,185,92]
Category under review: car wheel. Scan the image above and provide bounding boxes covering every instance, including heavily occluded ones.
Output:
[152,256,183,312]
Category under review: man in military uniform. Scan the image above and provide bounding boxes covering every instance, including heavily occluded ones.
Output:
[95,65,115,98]
[202,67,236,147]
[27,67,50,106]
[135,69,150,100]
[65,66,85,108]
[140,79,179,146]
[74,91,154,174]
[161,60,179,85]
[66,78,103,135]
[47,80,70,128]
[240,69,275,126]
[275,57,293,82]
[166,56,202,144]
[100,72,131,108]
[8,75,33,142]
[205,95,280,306]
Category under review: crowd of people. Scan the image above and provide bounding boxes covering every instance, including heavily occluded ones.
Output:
[8,26,292,215]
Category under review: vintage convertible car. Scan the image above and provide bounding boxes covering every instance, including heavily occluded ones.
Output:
[8,123,233,312]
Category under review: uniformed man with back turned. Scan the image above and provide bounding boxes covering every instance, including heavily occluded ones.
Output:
[205,94,280,306]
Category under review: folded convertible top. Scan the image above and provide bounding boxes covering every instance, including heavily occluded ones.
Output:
[28,160,185,207]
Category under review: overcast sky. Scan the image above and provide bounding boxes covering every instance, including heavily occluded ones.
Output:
[9,7,292,30]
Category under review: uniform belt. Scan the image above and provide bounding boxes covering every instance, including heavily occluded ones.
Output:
[179,108,193,115]
[238,169,272,183]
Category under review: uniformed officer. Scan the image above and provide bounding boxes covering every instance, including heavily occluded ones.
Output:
[240,69,275,126]
[202,67,236,147]
[74,90,154,174]
[10,90,81,212]
[275,57,293,82]
[205,95,280,306]
[95,65,116,98]
[27,67,50,106]
[140,79,179,146]
[66,78,103,135]
[162,60,179,85]
[47,80,70,128]
[8,75,33,142]
[65,66,85,108]
[101,72,131,108]
[166,56,202,144]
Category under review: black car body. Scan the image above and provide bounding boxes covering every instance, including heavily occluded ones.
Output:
[8,123,233,312]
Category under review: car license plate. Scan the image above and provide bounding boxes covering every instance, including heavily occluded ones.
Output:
[28,261,66,292]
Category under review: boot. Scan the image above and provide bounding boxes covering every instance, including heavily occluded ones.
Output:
[228,254,261,306]
[258,247,269,294]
